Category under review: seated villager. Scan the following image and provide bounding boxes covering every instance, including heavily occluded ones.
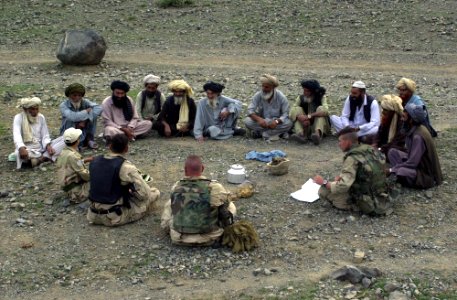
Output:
[12,97,65,169]
[135,74,165,124]
[56,128,93,203]
[396,77,437,137]
[155,79,197,137]
[330,81,380,141]
[376,94,406,156]
[387,104,443,189]
[289,79,331,145]
[243,74,292,141]
[59,83,102,150]
[194,81,245,142]
[87,134,160,226]
[161,155,236,246]
[102,80,152,143]
[313,127,391,215]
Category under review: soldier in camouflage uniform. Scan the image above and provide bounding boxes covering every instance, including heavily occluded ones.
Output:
[161,155,236,246]
[56,128,93,203]
[313,127,391,215]
[87,134,160,226]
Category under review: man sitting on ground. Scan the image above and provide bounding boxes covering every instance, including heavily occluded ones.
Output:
[155,80,197,137]
[87,134,160,226]
[289,79,331,145]
[13,97,65,169]
[376,94,406,156]
[161,155,236,246]
[194,81,245,142]
[102,80,152,142]
[396,77,437,137]
[135,74,165,124]
[60,83,102,149]
[57,128,93,203]
[330,81,380,141]
[387,103,443,189]
[313,127,391,215]
[244,74,292,141]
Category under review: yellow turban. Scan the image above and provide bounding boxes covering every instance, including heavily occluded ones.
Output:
[168,79,193,97]
[260,74,279,88]
[20,97,41,108]
[380,94,403,115]
[396,77,416,92]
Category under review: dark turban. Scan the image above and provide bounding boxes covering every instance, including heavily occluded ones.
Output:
[300,79,320,92]
[65,83,86,97]
[110,80,130,92]
[203,81,225,93]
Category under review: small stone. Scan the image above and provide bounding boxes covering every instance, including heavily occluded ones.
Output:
[253,268,262,276]
[175,281,185,287]
[388,290,408,300]
[264,268,272,276]
[64,265,72,271]
[347,216,356,222]
[353,250,365,263]
[384,281,400,292]
[288,236,299,241]
[151,245,160,250]
[16,218,27,224]
[424,190,433,199]
[44,199,54,205]
[344,290,357,299]
[362,277,371,288]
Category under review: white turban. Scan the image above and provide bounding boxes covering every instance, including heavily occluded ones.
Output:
[20,97,41,108]
[143,74,161,85]
[63,127,82,143]
[352,81,366,89]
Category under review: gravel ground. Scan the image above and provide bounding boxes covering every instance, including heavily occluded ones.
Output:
[1,1,457,299]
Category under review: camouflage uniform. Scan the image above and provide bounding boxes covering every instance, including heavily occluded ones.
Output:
[319,144,390,215]
[87,153,160,226]
[161,176,236,246]
[56,146,90,203]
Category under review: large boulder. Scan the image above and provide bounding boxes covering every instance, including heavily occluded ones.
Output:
[56,29,107,65]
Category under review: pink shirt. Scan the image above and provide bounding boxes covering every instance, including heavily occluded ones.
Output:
[101,96,140,129]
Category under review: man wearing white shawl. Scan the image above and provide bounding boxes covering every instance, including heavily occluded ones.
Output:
[12,97,65,169]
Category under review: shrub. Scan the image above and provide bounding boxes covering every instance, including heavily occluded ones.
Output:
[157,0,194,8]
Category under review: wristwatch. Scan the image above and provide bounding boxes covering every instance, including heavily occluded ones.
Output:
[274,119,280,124]
[322,180,328,186]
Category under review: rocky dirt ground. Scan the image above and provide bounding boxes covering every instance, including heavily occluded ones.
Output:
[1,1,457,299]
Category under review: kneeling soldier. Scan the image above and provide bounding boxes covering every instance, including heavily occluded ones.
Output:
[313,127,391,216]
[161,155,236,246]
[87,134,160,226]
[57,127,92,203]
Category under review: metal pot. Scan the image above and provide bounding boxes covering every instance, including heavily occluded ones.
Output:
[227,164,246,184]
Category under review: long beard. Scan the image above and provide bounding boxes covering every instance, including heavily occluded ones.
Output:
[174,96,186,105]
[350,95,364,108]
[262,91,273,101]
[112,94,128,108]
[26,113,37,124]
[145,91,155,98]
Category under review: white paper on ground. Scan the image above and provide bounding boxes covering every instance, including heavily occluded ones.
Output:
[290,178,321,202]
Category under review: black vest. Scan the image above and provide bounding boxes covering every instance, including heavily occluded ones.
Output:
[140,90,162,114]
[349,95,374,123]
[89,156,128,204]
